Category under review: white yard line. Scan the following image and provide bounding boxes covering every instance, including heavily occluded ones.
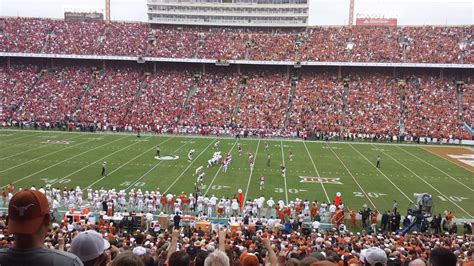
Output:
[125,139,193,191]
[377,145,473,218]
[85,137,173,190]
[49,140,143,186]
[164,138,216,194]
[0,136,103,174]
[0,134,84,161]
[325,142,379,210]
[1,136,128,188]
[349,144,413,204]
[395,146,473,192]
[303,140,330,202]
[244,140,260,202]
[280,141,289,204]
[421,146,474,174]
[205,139,239,195]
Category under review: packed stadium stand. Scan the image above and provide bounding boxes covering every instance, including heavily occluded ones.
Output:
[1,18,473,63]
[0,13,473,266]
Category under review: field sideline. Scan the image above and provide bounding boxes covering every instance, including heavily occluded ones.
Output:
[0,129,473,220]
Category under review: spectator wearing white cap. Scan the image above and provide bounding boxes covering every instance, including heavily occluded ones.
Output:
[361,247,388,266]
[70,230,110,266]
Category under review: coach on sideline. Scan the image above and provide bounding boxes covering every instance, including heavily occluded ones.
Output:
[0,189,83,266]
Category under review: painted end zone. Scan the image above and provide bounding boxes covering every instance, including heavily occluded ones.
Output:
[423,147,474,173]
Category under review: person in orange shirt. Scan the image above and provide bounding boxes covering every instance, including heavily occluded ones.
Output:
[371,210,378,233]
[350,210,356,228]
[310,202,318,219]
[161,196,167,212]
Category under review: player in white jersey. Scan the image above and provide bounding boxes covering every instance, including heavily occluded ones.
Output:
[137,193,144,211]
[264,141,269,152]
[189,194,195,211]
[214,141,220,150]
[174,199,181,214]
[288,149,293,162]
[128,190,136,209]
[45,188,52,204]
[259,175,265,190]
[63,189,69,206]
[87,187,93,202]
[197,172,205,186]
[188,149,195,162]
[76,189,83,207]
[195,166,203,176]
[280,163,286,178]
[237,144,242,156]
[197,196,204,212]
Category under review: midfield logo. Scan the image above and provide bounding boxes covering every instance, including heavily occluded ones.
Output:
[155,155,180,161]
[41,140,71,144]
[299,176,343,185]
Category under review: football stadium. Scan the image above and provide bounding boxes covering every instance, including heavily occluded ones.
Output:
[0,0,473,265]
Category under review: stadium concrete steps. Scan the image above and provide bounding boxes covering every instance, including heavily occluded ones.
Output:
[340,83,349,133]
[14,68,44,117]
[70,70,102,118]
[177,80,198,125]
[122,75,149,122]
[283,77,298,128]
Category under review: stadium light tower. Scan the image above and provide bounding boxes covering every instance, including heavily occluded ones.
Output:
[346,38,354,62]
[348,0,355,27]
[105,0,111,24]
[458,40,468,64]
[400,36,410,63]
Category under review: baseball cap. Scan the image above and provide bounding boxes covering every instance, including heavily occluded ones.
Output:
[240,251,259,266]
[362,247,388,265]
[70,230,110,262]
[7,189,50,234]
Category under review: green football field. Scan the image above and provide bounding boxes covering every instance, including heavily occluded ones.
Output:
[0,130,472,219]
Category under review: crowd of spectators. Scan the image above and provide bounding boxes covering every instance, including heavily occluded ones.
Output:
[1,18,472,64]
[237,69,289,131]
[0,64,38,121]
[18,66,90,122]
[1,62,471,140]
[43,20,105,55]
[344,72,401,136]
[74,66,142,126]
[0,187,472,266]
[180,67,240,128]
[127,66,194,132]
[289,71,344,133]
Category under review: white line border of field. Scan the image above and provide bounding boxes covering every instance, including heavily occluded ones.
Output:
[2,129,472,149]
[244,139,260,202]
[395,146,473,191]
[303,140,330,202]
[85,137,173,190]
[325,142,379,210]
[164,138,217,194]
[349,143,414,204]
[280,140,289,204]
[1,136,128,188]
[204,139,239,195]
[375,145,473,218]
